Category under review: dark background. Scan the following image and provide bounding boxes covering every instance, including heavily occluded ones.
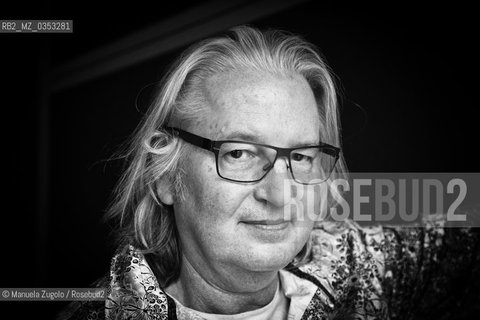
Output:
[1,0,477,318]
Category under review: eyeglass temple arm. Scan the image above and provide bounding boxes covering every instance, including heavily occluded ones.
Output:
[321,146,340,157]
[165,126,214,150]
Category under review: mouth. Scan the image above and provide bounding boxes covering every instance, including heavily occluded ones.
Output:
[240,219,291,231]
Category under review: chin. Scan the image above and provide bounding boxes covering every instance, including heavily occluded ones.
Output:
[240,242,300,272]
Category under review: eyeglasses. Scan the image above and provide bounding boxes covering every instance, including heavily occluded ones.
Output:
[165,127,340,185]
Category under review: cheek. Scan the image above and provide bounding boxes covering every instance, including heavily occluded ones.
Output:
[303,183,328,216]
[178,157,248,228]
[289,183,328,225]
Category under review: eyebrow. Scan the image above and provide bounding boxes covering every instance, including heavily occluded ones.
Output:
[219,130,320,147]
[221,131,264,143]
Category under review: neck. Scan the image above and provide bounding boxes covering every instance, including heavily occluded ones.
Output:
[165,254,279,314]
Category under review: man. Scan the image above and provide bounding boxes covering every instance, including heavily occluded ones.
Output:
[94,25,386,319]
[60,26,480,320]
[57,25,385,320]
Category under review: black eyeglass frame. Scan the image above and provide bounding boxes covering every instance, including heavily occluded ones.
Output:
[165,126,340,185]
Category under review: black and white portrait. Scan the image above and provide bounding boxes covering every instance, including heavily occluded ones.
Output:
[1,1,478,319]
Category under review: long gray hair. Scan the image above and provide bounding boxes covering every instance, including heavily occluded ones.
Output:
[107,25,347,286]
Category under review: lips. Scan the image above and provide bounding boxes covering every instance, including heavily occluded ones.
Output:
[240,219,291,242]
[242,219,289,226]
[240,219,291,233]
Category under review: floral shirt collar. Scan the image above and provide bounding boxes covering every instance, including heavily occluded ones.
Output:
[105,222,386,319]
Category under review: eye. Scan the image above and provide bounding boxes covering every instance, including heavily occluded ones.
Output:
[220,143,260,163]
[229,150,244,159]
[291,153,312,162]
[223,148,255,161]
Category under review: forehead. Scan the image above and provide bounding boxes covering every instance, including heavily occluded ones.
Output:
[199,70,321,147]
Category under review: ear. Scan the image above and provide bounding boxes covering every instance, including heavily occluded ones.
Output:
[155,180,174,205]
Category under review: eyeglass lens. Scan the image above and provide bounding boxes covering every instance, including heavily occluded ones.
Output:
[216,142,335,184]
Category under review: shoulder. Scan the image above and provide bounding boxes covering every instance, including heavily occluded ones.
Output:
[298,220,388,318]
[57,245,175,320]
[307,220,386,282]
[302,216,480,319]
[106,244,175,319]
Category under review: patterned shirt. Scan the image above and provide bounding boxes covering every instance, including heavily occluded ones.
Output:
[58,218,480,320]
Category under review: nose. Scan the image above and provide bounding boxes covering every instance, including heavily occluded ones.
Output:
[253,157,293,208]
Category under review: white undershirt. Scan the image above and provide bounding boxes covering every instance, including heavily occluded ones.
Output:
[170,277,290,320]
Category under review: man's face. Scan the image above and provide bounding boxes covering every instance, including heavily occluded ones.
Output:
[172,70,323,280]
